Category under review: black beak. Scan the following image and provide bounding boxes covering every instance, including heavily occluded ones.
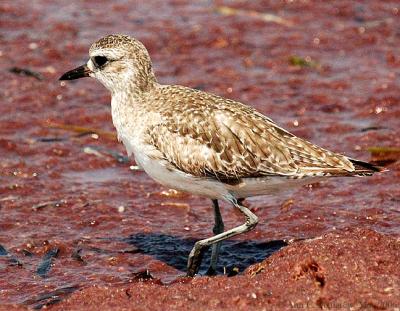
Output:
[59,64,91,81]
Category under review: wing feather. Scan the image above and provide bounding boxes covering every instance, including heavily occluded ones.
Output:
[145,86,374,181]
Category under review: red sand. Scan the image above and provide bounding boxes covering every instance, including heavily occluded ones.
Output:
[0,0,399,309]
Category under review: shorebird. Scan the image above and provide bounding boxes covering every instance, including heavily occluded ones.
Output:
[60,34,382,276]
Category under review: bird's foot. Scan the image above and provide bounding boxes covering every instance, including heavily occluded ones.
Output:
[187,241,208,277]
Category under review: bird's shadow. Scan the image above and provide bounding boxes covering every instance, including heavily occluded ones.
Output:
[124,233,287,275]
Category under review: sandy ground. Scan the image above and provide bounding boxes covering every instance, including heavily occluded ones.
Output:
[0,0,399,310]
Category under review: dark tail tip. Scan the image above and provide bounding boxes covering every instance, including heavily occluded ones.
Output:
[350,159,387,175]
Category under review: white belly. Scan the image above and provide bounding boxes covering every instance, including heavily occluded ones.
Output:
[130,144,319,200]
[132,148,230,199]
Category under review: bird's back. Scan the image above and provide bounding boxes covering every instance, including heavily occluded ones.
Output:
[143,84,380,186]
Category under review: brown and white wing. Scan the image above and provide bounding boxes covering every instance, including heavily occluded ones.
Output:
[146,87,380,182]
[147,110,294,181]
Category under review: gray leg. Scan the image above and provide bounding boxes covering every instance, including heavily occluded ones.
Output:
[187,197,258,277]
[206,199,224,275]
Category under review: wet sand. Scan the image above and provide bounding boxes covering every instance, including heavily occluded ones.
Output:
[0,0,399,309]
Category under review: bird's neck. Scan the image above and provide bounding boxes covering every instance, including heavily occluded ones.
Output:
[110,63,159,140]
[112,78,158,108]
[110,81,159,135]
[133,70,157,94]
[112,61,158,97]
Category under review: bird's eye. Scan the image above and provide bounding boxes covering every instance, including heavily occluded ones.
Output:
[93,56,108,67]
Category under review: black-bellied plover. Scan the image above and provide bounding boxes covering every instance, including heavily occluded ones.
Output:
[60,34,383,276]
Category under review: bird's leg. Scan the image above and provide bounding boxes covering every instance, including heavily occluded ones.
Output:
[187,197,258,277]
[206,199,224,275]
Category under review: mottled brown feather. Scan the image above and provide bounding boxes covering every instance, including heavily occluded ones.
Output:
[144,85,365,181]
[86,35,382,185]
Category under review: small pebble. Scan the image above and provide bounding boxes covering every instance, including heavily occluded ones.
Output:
[29,42,38,50]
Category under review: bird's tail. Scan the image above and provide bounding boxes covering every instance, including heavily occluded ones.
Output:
[349,159,386,176]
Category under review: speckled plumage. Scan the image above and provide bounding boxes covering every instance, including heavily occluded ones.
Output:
[90,34,135,51]
[87,34,381,193]
[60,34,382,276]
[145,85,359,181]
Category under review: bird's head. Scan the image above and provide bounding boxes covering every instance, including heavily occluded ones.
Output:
[59,34,156,94]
